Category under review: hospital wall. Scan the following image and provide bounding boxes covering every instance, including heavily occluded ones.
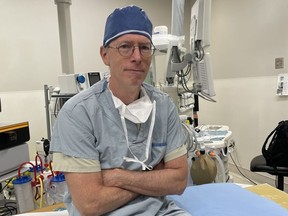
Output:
[0,0,287,186]
[200,0,288,186]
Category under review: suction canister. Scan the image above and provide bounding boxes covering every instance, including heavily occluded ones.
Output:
[12,175,35,213]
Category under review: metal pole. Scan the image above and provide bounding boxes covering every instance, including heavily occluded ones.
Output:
[171,0,185,37]
[44,85,51,140]
[55,0,74,75]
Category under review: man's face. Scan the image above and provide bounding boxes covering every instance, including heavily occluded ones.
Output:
[101,34,152,89]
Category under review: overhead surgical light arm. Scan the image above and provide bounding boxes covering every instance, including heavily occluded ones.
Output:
[54,0,74,75]
[152,33,186,85]
[171,52,192,73]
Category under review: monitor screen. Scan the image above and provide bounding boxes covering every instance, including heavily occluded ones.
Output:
[87,72,101,86]
[190,0,211,53]
[190,0,215,100]
[194,53,215,98]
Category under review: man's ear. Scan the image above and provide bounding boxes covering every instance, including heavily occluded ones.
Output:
[100,46,109,66]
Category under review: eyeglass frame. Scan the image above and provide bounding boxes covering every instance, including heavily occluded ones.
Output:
[106,41,156,58]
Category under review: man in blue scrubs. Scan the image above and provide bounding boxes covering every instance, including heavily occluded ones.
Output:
[51,5,191,216]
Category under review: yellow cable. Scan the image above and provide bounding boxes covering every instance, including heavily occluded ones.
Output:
[38,177,44,208]
[34,176,45,208]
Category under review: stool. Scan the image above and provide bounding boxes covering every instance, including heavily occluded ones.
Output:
[250,155,288,191]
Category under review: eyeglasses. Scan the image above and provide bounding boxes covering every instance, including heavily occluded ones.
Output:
[107,42,156,57]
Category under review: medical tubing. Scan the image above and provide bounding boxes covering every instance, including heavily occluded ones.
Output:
[0,178,12,193]
[198,91,216,103]
[221,146,228,157]
[193,41,205,62]
[17,161,37,182]
[35,176,44,208]
[35,153,44,174]
[181,123,197,154]
[49,160,55,177]
[191,127,200,151]
[213,152,226,183]
[229,154,257,185]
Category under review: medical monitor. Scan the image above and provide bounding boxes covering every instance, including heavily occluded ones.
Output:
[153,0,215,102]
[190,0,211,52]
[190,0,215,99]
[87,72,101,86]
[193,53,215,97]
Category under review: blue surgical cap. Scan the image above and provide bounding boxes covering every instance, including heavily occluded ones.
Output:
[103,5,153,47]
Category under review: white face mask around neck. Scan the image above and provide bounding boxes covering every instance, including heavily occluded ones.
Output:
[112,87,153,124]
[121,100,156,170]
[110,86,156,170]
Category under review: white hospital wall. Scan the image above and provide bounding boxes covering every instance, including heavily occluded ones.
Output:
[0,0,287,187]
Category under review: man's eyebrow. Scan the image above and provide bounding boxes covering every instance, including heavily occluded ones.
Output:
[118,41,132,44]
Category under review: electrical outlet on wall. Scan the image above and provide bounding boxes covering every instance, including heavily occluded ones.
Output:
[275,57,284,69]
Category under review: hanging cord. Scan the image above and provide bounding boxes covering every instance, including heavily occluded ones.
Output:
[181,122,199,156]
[229,154,257,185]
[0,179,13,194]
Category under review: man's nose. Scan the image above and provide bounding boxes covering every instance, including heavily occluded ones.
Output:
[130,47,142,60]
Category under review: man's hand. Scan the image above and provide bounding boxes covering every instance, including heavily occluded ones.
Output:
[65,171,138,216]
[102,159,165,187]
[65,156,188,215]
[100,155,188,197]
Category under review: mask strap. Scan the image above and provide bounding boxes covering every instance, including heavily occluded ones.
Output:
[120,106,142,167]
[120,106,133,156]
[122,100,156,170]
[142,100,156,164]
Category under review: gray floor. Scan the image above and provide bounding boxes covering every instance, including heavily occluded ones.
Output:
[229,171,257,185]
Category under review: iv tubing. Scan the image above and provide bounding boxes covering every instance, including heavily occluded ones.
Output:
[35,154,44,174]
[49,160,55,177]
[213,152,226,183]
[34,176,44,208]
[17,162,37,182]
[181,123,197,154]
